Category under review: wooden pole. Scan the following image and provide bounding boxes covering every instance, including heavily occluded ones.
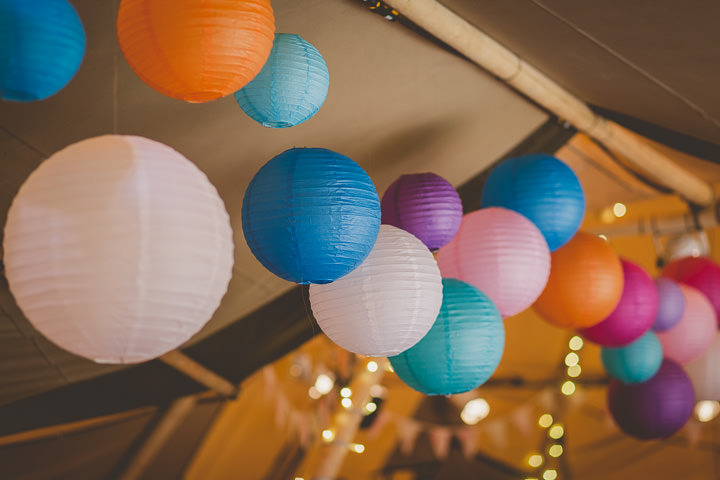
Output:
[383,0,714,206]
[587,205,719,238]
[159,350,238,397]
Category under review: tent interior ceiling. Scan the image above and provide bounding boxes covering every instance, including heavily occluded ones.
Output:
[1,0,720,479]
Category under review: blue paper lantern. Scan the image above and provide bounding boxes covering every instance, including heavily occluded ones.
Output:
[242,147,380,284]
[480,154,585,251]
[389,278,505,395]
[0,0,85,101]
[601,331,663,384]
[234,33,329,128]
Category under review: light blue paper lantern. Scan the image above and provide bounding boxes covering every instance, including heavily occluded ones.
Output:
[242,147,380,284]
[234,33,329,128]
[389,278,505,395]
[0,0,85,101]
[480,154,585,251]
[601,331,663,384]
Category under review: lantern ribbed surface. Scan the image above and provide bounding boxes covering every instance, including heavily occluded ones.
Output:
[534,232,624,329]
[309,225,443,357]
[608,359,695,440]
[652,277,685,332]
[685,333,720,401]
[663,256,720,327]
[601,331,663,384]
[381,172,462,251]
[581,259,658,347]
[234,33,329,128]
[3,135,234,364]
[389,278,504,395]
[117,0,275,102]
[242,147,380,284]
[0,0,85,101]
[656,285,716,365]
[436,207,550,318]
[480,154,585,251]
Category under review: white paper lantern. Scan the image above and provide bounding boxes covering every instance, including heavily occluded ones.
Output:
[685,333,720,401]
[3,135,234,364]
[309,225,443,356]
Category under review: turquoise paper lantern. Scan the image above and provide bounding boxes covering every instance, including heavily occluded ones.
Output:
[234,33,329,128]
[601,331,663,384]
[242,147,380,284]
[0,0,85,101]
[389,278,505,395]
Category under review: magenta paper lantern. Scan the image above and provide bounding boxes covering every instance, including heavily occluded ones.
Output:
[656,285,716,364]
[663,256,720,326]
[652,277,685,332]
[580,259,658,347]
[381,172,462,250]
[436,207,550,318]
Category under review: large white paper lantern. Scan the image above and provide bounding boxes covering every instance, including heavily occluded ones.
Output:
[685,333,720,401]
[3,135,234,364]
[309,225,443,356]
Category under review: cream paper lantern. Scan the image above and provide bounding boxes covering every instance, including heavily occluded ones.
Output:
[3,135,234,364]
[309,225,443,356]
[685,333,720,401]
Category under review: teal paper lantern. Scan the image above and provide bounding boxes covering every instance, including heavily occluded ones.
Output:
[601,331,663,384]
[234,33,329,128]
[0,0,86,101]
[389,278,505,395]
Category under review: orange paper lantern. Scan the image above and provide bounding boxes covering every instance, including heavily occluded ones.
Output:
[534,232,624,329]
[117,0,275,102]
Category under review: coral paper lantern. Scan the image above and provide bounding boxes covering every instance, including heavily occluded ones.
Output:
[652,277,685,332]
[656,285,716,364]
[601,331,663,384]
[0,0,85,101]
[436,207,550,318]
[685,333,720,401]
[381,172,462,250]
[607,359,695,440]
[663,256,720,326]
[534,232,623,329]
[117,0,275,102]
[389,278,504,395]
[3,135,234,364]
[580,259,658,347]
[235,33,329,128]
[480,154,585,251]
[309,225,443,356]
[242,147,380,284]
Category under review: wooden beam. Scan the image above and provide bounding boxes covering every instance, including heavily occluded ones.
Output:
[159,350,238,398]
[384,0,714,206]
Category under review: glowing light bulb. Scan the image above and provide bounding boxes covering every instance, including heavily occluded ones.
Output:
[561,380,576,396]
[543,469,558,480]
[308,386,321,399]
[598,234,608,241]
[549,424,564,439]
[314,374,334,395]
[367,361,378,372]
[341,398,352,409]
[613,202,627,218]
[569,336,583,351]
[548,444,563,457]
[322,429,334,441]
[340,387,352,398]
[528,454,543,468]
[365,402,377,414]
[351,443,365,453]
[567,364,581,378]
[538,414,553,428]
[460,398,490,425]
[695,400,720,422]
[564,352,579,367]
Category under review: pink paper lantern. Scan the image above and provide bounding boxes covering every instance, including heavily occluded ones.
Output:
[657,285,716,364]
[436,207,550,318]
[663,256,720,326]
[580,259,658,346]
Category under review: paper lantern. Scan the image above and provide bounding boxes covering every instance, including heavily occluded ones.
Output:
[656,285,716,364]
[685,333,720,401]
[436,207,550,318]
[652,277,685,332]
[0,0,85,101]
[381,172,462,250]
[242,147,380,284]
[389,278,504,395]
[580,259,658,346]
[607,359,695,440]
[601,332,663,384]
[117,0,275,102]
[480,154,585,251]
[309,225,442,356]
[234,33,329,128]
[3,135,234,363]
[663,256,720,326]
[661,232,709,263]
[534,232,623,329]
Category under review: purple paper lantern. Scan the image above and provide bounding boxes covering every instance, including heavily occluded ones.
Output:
[580,259,658,347]
[607,359,695,440]
[381,172,462,250]
[652,277,685,332]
